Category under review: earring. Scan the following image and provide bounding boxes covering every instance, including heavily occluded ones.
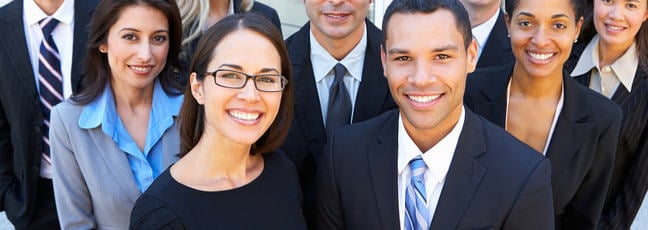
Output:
[99,48,106,53]
[507,34,510,38]
[574,39,578,43]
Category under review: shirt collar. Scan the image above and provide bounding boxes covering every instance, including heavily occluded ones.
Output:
[24,0,75,26]
[78,80,182,131]
[571,35,639,91]
[310,23,368,83]
[471,11,499,50]
[610,42,639,91]
[397,106,465,184]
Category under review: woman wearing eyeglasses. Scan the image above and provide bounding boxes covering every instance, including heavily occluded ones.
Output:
[129,13,305,229]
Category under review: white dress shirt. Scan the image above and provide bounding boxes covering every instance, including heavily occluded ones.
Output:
[397,106,465,228]
[571,35,639,98]
[471,11,499,61]
[23,0,75,178]
[309,24,367,126]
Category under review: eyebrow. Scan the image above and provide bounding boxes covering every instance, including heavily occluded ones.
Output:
[516,11,571,20]
[119,28,169,34]
[218,64,279,74]
[387,45,458,55]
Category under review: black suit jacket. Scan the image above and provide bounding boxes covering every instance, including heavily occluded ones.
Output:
[566,44,648,229]
[316,109,554,229]
[476,11,514,69]
[281,20,397,225]
[465,63,623,229]
[0,0,97,227]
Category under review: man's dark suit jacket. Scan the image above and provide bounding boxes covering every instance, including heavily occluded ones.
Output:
[0,0,97,228]
[566,43,648,229]
[465,63,623,229]
[475,10,513,69]
[280,20,397,224]
[316,109,554,229]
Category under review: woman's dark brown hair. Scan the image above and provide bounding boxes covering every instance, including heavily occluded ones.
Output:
[72,0,183,104]
[178,13,294,156]
[579,1,648,73]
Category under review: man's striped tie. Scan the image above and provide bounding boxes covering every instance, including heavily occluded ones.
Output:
[405,155,430,230]
[38,17,62,164]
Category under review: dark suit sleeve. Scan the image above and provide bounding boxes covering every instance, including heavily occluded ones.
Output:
[561,110,622,229]
[315,132,344,229]
[503,158,555,230]
[0,102,13,211]
[130,195,184,230]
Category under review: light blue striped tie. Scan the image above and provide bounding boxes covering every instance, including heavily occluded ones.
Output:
[405,156,430,230]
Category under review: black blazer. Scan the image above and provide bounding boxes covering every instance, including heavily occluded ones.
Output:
[465,63,623,229]
[566,44,648,229]
[280,20,397,225]
[476,10,513,69]
[316,109,554,229]
[0,0,97,227]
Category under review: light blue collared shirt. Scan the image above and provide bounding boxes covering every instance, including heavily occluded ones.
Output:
[78,80,183,192]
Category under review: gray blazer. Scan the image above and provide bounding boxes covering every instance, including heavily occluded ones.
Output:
[49,100,180,229]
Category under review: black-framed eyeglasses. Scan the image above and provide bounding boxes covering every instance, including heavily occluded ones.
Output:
[202,69,288,92]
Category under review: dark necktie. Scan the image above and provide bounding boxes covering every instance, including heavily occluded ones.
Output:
[326,63,352,135]
[38,17,62,163]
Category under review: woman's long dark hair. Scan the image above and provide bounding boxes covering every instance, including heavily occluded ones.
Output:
[72,0,183,104]
[178,13,294,157]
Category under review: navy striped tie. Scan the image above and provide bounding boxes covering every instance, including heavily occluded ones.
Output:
[38,17,62,163]
[405,156,430,230]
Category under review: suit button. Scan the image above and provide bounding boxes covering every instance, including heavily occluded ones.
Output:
[32,165,40,172]
[34,126,41,134]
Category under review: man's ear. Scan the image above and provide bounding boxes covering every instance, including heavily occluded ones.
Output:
[466,38,478,74]
[190,73,205,105]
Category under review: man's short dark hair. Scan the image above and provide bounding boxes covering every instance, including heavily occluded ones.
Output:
[382,0,473,49]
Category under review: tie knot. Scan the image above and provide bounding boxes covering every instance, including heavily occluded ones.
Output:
[39,17,60,36]
[333,63,346,82]
[409,156,426,180]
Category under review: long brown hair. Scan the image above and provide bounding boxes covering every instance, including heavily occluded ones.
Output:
[579,0,648,73]
[178,13,293,157]
[72,0,183,104]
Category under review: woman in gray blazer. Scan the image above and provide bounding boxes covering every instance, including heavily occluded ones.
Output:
[48,0,184,229]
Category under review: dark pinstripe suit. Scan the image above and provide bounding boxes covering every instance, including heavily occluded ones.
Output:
[567,43,648,229]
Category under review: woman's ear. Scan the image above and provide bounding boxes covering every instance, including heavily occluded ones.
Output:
[190,73,205,105]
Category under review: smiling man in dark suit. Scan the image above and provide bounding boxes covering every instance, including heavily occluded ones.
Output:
[316,0,554,229]
[280,0,397,225]
[0,0,96,229]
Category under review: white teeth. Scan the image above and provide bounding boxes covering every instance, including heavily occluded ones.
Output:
[131,66,152,72]
[408,95,440,103]
[229,111,260,121]
[528,52,554,61]
[607,25,624,31]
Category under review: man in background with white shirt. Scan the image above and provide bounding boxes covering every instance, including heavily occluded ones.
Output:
[460,0,513,68]
[316,0,553,229]
[0,0,96,228]
[280,0,397,226]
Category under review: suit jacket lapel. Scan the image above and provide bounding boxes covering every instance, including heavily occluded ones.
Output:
[353,20,389,122]
[367,111,400,230]
[471,64,513,127]
[161,121,180,167]
[70,0,95,92]
[476,11,512,69]
[545,74,596,182]
[288,24,328,156]
[431,110,486,229]
[0,1,38,99]
[88,130,141,202]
